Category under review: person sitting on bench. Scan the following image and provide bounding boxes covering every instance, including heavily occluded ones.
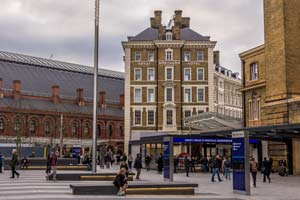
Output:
[113,168,128,196]
[21,157,29,169]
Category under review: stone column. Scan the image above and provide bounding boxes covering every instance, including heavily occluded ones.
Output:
[207,47,215,112]
[292,138,300,175]
[124,47,131,154]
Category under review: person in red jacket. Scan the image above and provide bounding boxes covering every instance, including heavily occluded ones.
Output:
[51,151,58,181]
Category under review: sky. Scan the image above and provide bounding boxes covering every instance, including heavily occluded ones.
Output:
[0,0,264,74]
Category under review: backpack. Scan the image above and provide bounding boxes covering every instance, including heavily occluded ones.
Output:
[251,162,258,172]
[224,160,231,168]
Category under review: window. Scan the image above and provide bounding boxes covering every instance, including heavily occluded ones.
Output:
[184,110,191,118]
[109,125,113,138]
[166,67,173,80]
[148,51,154,61]
[184,88,191,102]
[197,68,204,80]
[0,118,4,133]
[134,68,141,81]
[44,122,50,135]
[83,123,89,137]
[197,109,205,114]
[249,98,260,120]
[219,82,223,88]
[166,32,172,40]
[147,110,155,125]
[135,51,141,61]
[29,120,36,135]
[197,51,204,61]
[147,68,155,81]
[184,51,190,61]
[72,123,78,137]
[250,63,258,80]
[184,68,191,81]
[148,88,155,102]
[134,110,141,125]
[166,88,173,102]
[197,88,205,102]
[134,88,142,102]
[166,110,173,125]
[166,50,173,61]
[14,119,21,132]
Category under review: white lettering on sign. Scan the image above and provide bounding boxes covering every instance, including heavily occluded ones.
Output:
[232,131,245,138]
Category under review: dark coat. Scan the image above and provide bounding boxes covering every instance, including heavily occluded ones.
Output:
[134,157,142,169]
[10,153,18,167]
[113,174,127,188]
[157,156,163,172]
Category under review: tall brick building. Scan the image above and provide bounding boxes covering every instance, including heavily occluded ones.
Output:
[122,10,241,156]
[240,0,300,174]
[0,51,124,156]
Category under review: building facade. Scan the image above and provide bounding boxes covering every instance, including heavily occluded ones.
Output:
[0,51,125,156]
[240,0,300,174]
[213,51,242,119]
[122,10,219,154]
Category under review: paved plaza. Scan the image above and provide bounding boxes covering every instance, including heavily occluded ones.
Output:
[0,166,299,200]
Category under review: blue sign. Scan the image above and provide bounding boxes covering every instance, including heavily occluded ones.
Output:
[163,141,170,179]
[232,134,246,191]
[173,137,259,144]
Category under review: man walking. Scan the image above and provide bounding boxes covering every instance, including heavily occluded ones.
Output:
[0,151,3,173]
[51,151,58,181]
[185,156,191,177]
[10,149,20,178]
[262,157,271,183]
[223,157,231,180]
[211,155,222,182]
[134,154,142,180]
[250,158,258,187]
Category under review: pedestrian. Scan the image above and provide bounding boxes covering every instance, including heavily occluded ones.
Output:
[128,153,133,171]
[223,157,231,180]
[133,153,142,180]
[113,168,128,196]
[122,153,127,162]
[0,151,3,173]
[21,156,29,169]
[50,151,58,181]
[157,154,163,174]
[250,158,258,187]
[120,160,129,177]
[174,155,179,173]
[211,155,223,182]
[184,156,191,177]
[145,154,151,171]
[10,149,20,179]
[262,157,271,183]
[46,154,52,175]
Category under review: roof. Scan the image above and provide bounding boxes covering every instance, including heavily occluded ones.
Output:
[128,27,210,41]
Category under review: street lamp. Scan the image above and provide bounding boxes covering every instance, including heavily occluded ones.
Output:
[92,0,100,174]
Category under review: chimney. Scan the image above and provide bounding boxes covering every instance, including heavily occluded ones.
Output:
[98,91,106,108]
[213,51,220,66]
[51,85,60,104]
[0,78,3,99]
[76,88,84,106]
[172,10,183,40]
[119,94,124,108]
[12,80,21,100]
[181,17,190,28]
[151,10,162,28]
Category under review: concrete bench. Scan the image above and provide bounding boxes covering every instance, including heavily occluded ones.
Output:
[48,173,135,181]
[70,182,198,195]
[20,165,89,170]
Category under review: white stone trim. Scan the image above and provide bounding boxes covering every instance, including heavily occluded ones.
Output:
[208,47,215,112]
[124,48,131,154]
[134,68,142,81]
[147,67,155,81]
[183,67,191,81]
[196,86,206,103]
[197,67,205,81]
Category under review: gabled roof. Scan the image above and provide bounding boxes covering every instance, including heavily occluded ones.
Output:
[180,28,210,41]
[128,27,158,41]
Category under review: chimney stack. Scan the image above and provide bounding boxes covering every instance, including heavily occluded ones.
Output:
[151,10,162,28]
[0,78,3,99]
[98,91,106,108]
[119,94,124,108]
[51,85,60,104]
[181,17,190,28]
[172,10,183,40]
[76,88,84,106]
[213,51,220,66]
[12,80,21,100]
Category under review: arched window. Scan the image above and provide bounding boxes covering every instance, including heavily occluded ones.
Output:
[109,124,113,138]
[83,123,89,138]
[71,123,78,137]
[14,119,21,133]
[44,121,51,136]
[0,118,4,133]
[29,120,37,135]
[119,126,123,138]
[98,125,102,138]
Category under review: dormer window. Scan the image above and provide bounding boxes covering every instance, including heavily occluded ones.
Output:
[166,32,172,41]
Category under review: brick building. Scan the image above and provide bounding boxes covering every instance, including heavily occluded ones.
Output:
[0,51,125,156]
[240,0,300,174]
[122,10,222,155]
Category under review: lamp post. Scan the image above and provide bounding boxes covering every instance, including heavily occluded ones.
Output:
[92,0,100,174]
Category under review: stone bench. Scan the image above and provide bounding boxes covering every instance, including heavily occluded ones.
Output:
[48,173,135,181]
[70,182,198,195]
[12,165,89,171]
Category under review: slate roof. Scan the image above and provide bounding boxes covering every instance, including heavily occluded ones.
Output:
[128,27,210,41]
[0,51,124,118]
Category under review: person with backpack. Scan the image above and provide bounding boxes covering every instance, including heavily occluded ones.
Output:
[250,158,259,187]
[10,149,20,179]
[113,168,128,196]
[133,154,142,180]
[223,157,231,180]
